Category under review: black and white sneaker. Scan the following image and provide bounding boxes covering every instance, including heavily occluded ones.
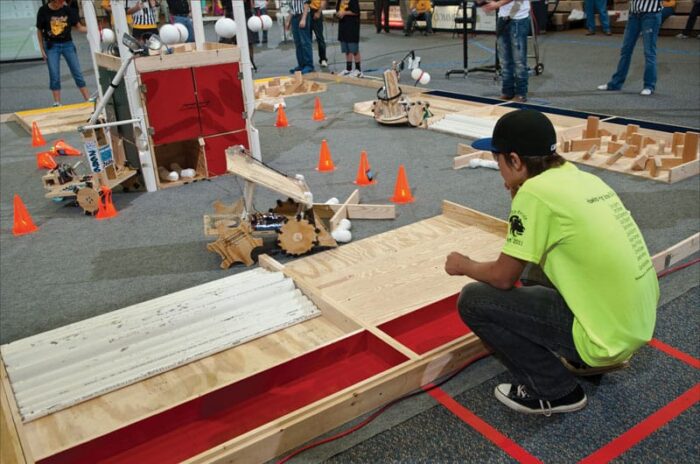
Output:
[494,384,587,416]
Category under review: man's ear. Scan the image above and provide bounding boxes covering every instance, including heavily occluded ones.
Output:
[509,152,524,170]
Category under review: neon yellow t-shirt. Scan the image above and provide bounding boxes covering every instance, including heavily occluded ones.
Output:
[501,162,659,367]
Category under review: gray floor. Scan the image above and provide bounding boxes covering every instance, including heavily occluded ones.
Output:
[1,21,699,463]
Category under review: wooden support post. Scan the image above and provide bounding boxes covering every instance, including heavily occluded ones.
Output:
[582,144,598,160]
[562,140,571,153]
[681,131,699,163]
[606,143,629,166]
[607,140,623,154]
[672,132,684,153]
[624,124,640,141]
[628,133,643,157]
[585,116,600,139]
[657,139,666,157]
[648,156,662,177]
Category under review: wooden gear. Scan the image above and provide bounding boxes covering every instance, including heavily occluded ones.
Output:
[277,217,317,255]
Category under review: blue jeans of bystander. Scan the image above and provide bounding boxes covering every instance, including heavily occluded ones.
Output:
[291,14,314,72]
[172,15,195,43]
[497,17,530,98]
[45,41,86,91]
[585,0,611,32]
[607,11,661,91]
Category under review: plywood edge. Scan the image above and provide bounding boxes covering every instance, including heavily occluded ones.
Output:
[186,333,486,464]
[668,158,700,183]
[441,200,508,235]
[0,356,34,464]
[308,72,426,95]
[651,233,700,273]
[329,189,360,231]
[135,47,241,73]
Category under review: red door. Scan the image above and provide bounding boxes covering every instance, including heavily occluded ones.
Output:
[203,130,249,176]
[141,68,201,145]
[193,63,246,137]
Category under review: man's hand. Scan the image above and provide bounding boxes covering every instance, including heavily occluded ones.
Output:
[337,10,345,18]
[445,252,470,276]
[300,17,306,28]
[41,50,47,61]
[482,1,499,12]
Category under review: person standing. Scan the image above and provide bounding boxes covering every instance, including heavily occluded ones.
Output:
[309,0,329,67]
[676,0,700,37]
[222,0,258,71]
[36,0,90,107]
[287,0,314,73]
[597,0,662,95]
[126,0,160,43]
[336,0,362,76]
[375,0,390,32]
[446,109,658,415]
[167,0,195,43]
[482,0,531,102]
[584,0,611,35]
[404,0,433,35]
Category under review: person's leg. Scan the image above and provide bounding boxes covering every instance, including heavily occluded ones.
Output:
[46,43,62,104]
[608,14,641,90]
[585,0,596,32]
[641,11,661,91]
[405,12,415,34]
[682,0,700,35]
[660,6,674,24]
[512,17,529,98]
[353,49,361,72]
[312,11,327,64]
[173,15,195,43]
[497,18,515,98]
[290,15,304,71]
[458,282,583,400]
[375,0,383,32]
[383,0,390,31]
[299,16,314,71]
[424,11,433,33]
[252,8,262,43]
[598,0,611,33]
[62,42,89,100]
[261,7,268,42]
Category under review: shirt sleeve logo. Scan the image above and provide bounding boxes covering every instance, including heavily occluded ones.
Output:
[508,214,525,237]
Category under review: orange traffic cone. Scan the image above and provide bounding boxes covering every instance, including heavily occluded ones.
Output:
[316,139,335,172]
[390,164,415,204]
[36,151,58,170]
[12,194,39,236]
[275,105,289,128]
[312,96,325,121]
[31,122,46,147]
[51,139,81,156]
[354,150,376,186]
[96,186,118,220]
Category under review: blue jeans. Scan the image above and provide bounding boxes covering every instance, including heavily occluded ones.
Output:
[405,11,433,33]
[291,14,313,71]
[310,9,327,62]
[45,41,86,91]
[608,11,661,91]
[660,6,674,24]
[585,0,610,32]
[253,7,268,43]
[497,17,530,98]
[172,15,195,43]
[458,281,585,400]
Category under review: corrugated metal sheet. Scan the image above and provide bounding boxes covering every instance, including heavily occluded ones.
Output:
[1,268,320,421]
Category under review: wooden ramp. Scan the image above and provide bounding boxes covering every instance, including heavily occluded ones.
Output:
[11,102,93,136]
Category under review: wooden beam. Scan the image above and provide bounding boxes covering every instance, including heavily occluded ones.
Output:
[585,116,600,139]
[651,233,700,273]
[668,158,700,183]
[313,203,395,220]
[441,200,508,236]
[581,144,598,160]
[605,143,630,166]
[672,131,685,153]
[0,358,33,464]
[682,131,699,163]
[330,189,361,231]
[570,138,601,152]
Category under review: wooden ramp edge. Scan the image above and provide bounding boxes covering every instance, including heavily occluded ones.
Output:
[12,102,93,136]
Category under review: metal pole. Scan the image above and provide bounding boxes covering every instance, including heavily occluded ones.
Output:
[81,118,142,132]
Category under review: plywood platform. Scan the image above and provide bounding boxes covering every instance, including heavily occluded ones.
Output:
[11,102,93,136]
[0,200,498,464]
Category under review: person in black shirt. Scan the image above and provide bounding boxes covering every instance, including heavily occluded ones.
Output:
[336,0,361,76]
[221,0,257,71]
[36,0,90,106]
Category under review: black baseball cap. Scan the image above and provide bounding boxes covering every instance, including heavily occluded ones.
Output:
[471,109,558,157]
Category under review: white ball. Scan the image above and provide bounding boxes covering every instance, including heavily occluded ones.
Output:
[248,16,264,33]
[419,72,431,85]
[215,17,237,39]
[173,22,189,42]
[331,229,352,243]
[100,28,115,44]
[338,218,352,231]
[159,24,180,45]
[261,14,273,30]
[325,197,340,205]
[411,68,422,81]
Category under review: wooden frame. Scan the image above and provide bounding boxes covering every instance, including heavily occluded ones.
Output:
[1,200,501,464]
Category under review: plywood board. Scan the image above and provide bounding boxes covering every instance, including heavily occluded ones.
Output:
[12,102,93,136]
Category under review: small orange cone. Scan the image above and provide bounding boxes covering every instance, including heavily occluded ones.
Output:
[36,151,58,169]
[390,164,415,204]
[31,122,46,147]
[354,150,376,186]
[316,139,335,172]
[96,186,118,220]
[275,105,289,128]
[312,96,325,121]
[51,139,81,156]
[12,194,39,236]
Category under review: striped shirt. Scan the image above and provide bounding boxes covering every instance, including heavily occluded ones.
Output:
[128,0,159,29]
[290,0,309,15]
[630,0,662,13]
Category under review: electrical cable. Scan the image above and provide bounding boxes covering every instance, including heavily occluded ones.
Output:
[275,256,700,463]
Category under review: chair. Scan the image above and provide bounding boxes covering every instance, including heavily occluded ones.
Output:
[453,3,468,38]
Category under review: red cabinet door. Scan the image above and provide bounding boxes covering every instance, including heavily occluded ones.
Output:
[203,130,249,176]
[141,68,201,145]
[193,63,246,137]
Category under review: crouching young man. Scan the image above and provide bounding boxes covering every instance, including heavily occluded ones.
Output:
[445,109,659,415]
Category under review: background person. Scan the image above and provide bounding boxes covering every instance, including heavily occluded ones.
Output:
[167,0,195,43]
[584,0,611,35]
[36,0,90,107]
[309,0,329,67]
[126,0,160,43]
[336,0,362,76]
[375,0,390,32]
[404,0,433,35]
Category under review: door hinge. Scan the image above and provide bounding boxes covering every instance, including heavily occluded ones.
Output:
[139,84,147,94]
[242,111,248,120]
[238,71,244,80]
[147,127,155,136]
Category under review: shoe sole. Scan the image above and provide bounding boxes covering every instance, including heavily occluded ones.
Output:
[559,357,630,376]
[494,387,588,414]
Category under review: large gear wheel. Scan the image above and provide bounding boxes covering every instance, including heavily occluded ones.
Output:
[271,198,301,216]
[277,218,317,256]
[76,186,100,215]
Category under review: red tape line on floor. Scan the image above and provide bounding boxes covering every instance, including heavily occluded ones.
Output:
[648,338,700,369]
[578,382,700,464]
[425,386,543,464]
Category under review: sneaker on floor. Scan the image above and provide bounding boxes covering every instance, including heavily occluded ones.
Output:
[585,30,595,35]
[494,384,587,416]
[559,356,630,376]
[640,88,653,96]
[597,84,610,90]
[52,102,61,107]
[499,95,514,101]
[604,30,612,36]
[289,66,302,74]
[320,59,328,68]
[676,32,688,39]
[350,69,364,78]
[512,95,527,103]
[338,69,352,76]
[301,66,315,74]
